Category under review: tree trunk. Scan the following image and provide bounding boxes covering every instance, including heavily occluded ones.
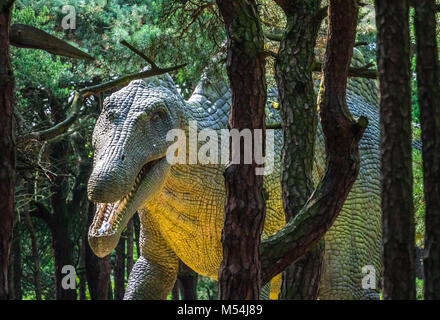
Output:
[70,131,93,301]
[23,210,42,300]
[414,0,440,300]
[177,261,198,300]
[171,282,180,300]
[85,202,111,300]
[216,0,267,300]
[107,277,113,300]
[0,0,15,300]
[114,234,126,300]
[49,139,76,300]
[274,0,324,300]
[375,0,416,300]
[9,221,21,300]
[78,234,87,300]
[260,0,366,286]
[126,219,134,276]
[172,261,198,300]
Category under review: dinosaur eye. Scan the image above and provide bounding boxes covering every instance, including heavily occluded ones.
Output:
[151,111,167,123]
[151,113,160,122]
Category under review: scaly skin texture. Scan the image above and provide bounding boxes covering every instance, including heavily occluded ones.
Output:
[88,50,381,300]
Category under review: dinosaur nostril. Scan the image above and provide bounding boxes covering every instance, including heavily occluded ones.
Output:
[121,155,125,161]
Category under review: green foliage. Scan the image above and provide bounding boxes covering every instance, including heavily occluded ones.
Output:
[416,278,424,300]
[197,276,218,300]
[12,6,73,108]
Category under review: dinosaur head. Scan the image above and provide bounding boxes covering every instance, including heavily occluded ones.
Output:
[87,74,184,257]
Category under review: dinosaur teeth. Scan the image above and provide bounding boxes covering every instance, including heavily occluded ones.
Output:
[91,158,163,236]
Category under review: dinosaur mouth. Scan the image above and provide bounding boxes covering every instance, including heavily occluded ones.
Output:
[89,158,163,237]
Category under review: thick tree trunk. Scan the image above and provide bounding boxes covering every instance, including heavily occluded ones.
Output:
[274,0,324,300]
[0,0,15,300]
[414,0,440,300]
[375,0,416,300]
[114,235,126,300]
[216,0,267,300]
[260,0,366,286]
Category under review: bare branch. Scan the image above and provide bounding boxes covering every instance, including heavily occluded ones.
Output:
[354,41,368,47]
[266,122,282,130]
[120,40,157,69]
[261,50,278,59]
[10,24,94,61]
[314,5,329,23]
[313,60,377,79]
[18,62,186,143]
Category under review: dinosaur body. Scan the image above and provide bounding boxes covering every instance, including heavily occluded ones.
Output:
[87,50,381,300]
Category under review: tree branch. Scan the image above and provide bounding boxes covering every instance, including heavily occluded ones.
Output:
[314,5,329,24]
[264,31,283,41]
[10,24,94,61]
[120,40,157,69]
[29,200,53,231]
[313,60,377,79]
[266,122,282,129]
[18,58,186,143]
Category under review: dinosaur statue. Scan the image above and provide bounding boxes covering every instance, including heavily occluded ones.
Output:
[87,49,382,300]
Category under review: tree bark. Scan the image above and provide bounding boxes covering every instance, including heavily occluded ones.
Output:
[0,0,15,300]
[9,221,21,300]
[114,234,126,300]
[414,0,440,300]
[176,261,198,300]
[216,0,267,300]
[375,0,416,300]
[23,210,42,300]
[126,219,134,276]
[49,138,77,300]
[260,0,366,286]
[85,202,111,300]
[78,233,87,300]
[274,0,324,300]
[171,282,180,300]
